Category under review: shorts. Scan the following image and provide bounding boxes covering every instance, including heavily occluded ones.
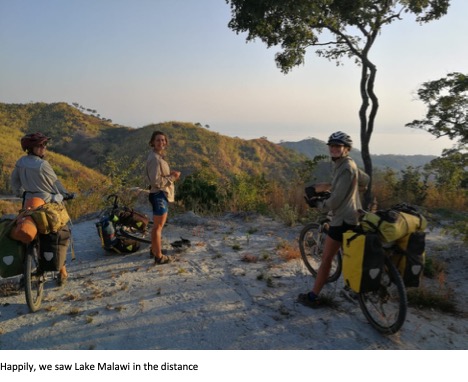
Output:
[328,222,357,242]
[149,192,169,216]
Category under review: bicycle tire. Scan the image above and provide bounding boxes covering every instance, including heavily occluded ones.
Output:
[357,257,407,334]
[24,244,44,312]
[117,221,153,244]
[299,222,342,283]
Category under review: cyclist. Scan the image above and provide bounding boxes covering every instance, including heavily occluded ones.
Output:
[298,131,369,308]
[146,131,181,264]
[11,132,72,286]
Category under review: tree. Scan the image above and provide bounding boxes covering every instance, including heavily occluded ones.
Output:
[406,72,468,149]
[407,71,467,207]
[226,0,450,205]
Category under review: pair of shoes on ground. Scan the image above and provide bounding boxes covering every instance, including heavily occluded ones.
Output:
[154,254,171,265]
[297,292,321,308]
[170,237,191,249]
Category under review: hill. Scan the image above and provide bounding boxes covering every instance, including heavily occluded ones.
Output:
[0,102,308,194]
[0,102,439,202]
[0,105,109,199]
[280,139,436,172]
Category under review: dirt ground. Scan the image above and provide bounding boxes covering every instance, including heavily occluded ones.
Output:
[1,210,467,350]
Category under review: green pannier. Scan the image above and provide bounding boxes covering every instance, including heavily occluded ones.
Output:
[0,217,25,278]
[342,230,385,293]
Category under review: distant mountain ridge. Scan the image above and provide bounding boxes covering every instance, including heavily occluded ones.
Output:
[279,138,436,171]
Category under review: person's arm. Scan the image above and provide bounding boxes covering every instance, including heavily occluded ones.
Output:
[358,168,370,193]
[10,165,24,196]
[323,169,354,210]
[41,161,68,200]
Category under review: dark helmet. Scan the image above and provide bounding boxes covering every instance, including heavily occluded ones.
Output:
[20,132,50,152]
[327,131,353,148]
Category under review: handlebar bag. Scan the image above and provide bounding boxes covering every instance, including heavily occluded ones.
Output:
[33,203,70,234]
[0,217,25,278]
[342,230,384,293]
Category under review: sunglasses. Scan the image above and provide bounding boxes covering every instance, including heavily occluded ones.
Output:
[37,142,48,148]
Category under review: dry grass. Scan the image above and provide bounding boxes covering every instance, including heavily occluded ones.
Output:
[276,240,300,261]
[0,279,21,297]
[407,286,457,313]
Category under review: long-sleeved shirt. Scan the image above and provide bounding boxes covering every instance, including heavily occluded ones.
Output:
[10,154,68,203]
[146,151,175,202]
[323,155,369,226]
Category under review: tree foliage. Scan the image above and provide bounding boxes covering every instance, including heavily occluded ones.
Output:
[406,72,468,148]
[226,0,450,205]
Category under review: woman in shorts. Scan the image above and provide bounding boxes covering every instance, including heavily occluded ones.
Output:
[298,131,369,307]
[146,131,181,264]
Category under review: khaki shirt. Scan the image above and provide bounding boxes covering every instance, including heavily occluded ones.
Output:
[323,155,369,226]
[146,151,175,202]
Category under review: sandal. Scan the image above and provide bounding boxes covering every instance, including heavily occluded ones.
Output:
[154,254,171,265]
[149,249,168,258]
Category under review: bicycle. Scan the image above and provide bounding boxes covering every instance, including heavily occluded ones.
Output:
[23,193,76,312]
[98,194,153,245]
[299,191,407,334]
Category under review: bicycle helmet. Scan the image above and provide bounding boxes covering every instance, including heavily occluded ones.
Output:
[20,132,50,152]
[327,131,353,148]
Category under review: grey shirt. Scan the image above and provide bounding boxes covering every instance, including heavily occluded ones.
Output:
[11,154,68,203]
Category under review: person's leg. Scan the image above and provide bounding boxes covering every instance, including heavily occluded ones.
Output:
[149,192,171,264]
[312,236,341,295]
[298,224,347,307]
[57,265,68,286]
[151,213,167,260]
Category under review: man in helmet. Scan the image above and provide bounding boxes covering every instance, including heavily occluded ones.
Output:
[11,132,71,286]
[298,131,369,308]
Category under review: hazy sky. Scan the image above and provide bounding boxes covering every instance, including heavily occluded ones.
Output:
[1,0,466,155]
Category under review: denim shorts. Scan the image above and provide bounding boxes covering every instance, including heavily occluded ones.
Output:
[149,192,169,216]
[328,222,357,242]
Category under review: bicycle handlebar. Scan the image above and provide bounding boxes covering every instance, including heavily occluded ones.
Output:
[106,194,119,209]
[63,193,76,201]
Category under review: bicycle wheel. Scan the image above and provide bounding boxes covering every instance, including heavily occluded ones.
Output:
[117,221,153,244]
[24,243,44,312]
[299,222,342,283]
[358,257,407,334]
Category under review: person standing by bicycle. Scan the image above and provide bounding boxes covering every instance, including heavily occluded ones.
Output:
[146,131,181,264]
[298,131,369,308]
[11,132,72,286]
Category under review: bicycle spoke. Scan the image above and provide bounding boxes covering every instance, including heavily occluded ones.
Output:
[358,258,407,334]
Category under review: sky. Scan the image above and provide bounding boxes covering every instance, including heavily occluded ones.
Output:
[1,0,466,156]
